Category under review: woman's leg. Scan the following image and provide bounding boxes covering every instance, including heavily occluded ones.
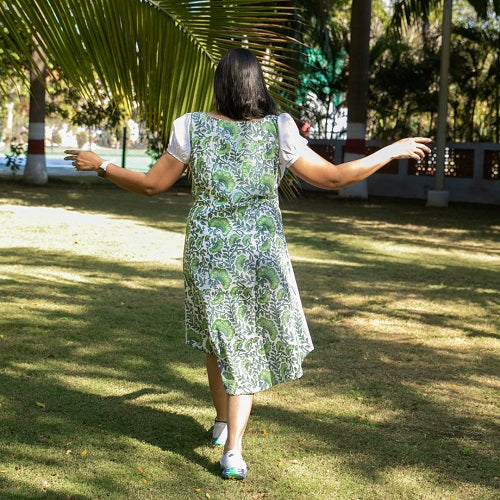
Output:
[206,354,228,421]
[224,394,254,454]
[206,354,254,455]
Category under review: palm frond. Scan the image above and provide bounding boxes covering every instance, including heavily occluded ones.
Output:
[0,0,301,142]
[390,0,440,32]
[390,0,499,31]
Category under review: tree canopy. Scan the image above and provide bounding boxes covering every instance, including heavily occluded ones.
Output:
[1,0,498,145]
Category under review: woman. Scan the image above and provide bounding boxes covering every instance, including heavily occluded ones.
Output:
[65,48,430,480]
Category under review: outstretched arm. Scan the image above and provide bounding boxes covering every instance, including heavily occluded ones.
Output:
[289,138,432,190]
[64,150,187,196]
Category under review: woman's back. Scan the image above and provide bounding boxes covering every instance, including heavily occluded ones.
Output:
[190,112,281,206]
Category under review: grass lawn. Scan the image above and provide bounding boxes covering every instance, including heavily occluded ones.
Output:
[0,177,498,499]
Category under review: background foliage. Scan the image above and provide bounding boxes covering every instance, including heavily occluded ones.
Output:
[0,0,498,147]
[290,0,499,141]
[368,0,500,142]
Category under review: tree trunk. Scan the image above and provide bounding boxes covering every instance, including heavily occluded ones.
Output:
[2,85,16,148]
[340,0,372,199]
[496,52,499,143]
[427,0,452,207]
[24,49,48,185]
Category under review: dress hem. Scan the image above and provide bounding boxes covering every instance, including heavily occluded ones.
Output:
[186,339,314,395]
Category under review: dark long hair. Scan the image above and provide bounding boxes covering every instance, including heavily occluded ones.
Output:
[214,48,277,120]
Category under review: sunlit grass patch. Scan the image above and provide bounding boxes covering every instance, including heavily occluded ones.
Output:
[0,180,499,498]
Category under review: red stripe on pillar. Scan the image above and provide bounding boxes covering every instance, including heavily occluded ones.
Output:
[344,138,366,155]
[27,139,45,155]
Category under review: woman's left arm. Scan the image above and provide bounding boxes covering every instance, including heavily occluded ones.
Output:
[289,137,432,190]
[64,150,187,196]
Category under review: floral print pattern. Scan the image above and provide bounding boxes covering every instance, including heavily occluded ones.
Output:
[184,112,313,395]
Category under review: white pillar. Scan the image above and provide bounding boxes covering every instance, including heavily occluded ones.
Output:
[24,50,48,185]
[24,121,48,185]
[339,122,368,198]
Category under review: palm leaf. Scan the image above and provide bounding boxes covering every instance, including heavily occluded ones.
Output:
[391,0,499,31]
[0,0,304,197]
[0,0,301,139]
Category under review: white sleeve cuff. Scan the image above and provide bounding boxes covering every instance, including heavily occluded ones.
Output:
[167,113,192,164]
[278,113,308,177]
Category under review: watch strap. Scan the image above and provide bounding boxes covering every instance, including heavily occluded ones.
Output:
[99,160,112,171]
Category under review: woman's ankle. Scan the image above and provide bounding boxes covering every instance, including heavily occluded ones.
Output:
[224,441,242,455]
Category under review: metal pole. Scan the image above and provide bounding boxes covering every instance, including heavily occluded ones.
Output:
[434,0,453,191]
[121,126,127,168]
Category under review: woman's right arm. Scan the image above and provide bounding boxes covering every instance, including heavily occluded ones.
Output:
[289,138,431,190]
[64,149,187,196]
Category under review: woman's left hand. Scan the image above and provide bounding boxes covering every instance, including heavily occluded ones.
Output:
[389,137,432,161]
[64,150,104,171]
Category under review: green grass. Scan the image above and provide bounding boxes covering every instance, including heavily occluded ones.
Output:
[0,177,499,499]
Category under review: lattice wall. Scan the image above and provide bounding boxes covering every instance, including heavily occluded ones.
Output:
[309,143,335,163]
[484,150,499,180]
[408,147,474,178]
[308,141,500,183]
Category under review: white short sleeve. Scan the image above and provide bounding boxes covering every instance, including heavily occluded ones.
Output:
[167,113,192,164]
[278,113,308,177]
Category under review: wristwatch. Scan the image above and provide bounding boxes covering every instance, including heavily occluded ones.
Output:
[97,160,112,178]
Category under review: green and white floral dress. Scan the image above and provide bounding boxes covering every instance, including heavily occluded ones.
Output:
[167,112,313,395]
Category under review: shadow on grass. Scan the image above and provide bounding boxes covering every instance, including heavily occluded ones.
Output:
[2,179,499,251]
[1,183,499,495]
[0,371,216,468]
[1,247,223,496]
[273,258,498,490]
[281,194,500,257]
[282,192,500,231]
[2,243,498,494]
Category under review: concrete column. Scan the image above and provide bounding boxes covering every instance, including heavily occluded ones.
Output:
[339,0,371,199]
[427,0,452,207]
